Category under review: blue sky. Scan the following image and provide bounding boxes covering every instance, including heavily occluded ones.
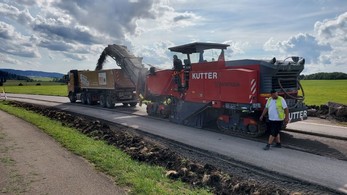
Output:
[0,0,346,74]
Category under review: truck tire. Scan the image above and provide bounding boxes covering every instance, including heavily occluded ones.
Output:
[86,93,93,105]
[106,95,114,108]
[129,102,137,107]
[122,103,129,107]
[81,93,87,104]
[99,94,106,108]
[68,92,76,103]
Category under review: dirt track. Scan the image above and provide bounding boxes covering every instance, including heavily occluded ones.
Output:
[0,110,125,195]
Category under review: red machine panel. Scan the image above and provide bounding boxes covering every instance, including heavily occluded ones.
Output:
[185,70,220,101]
[146,70,179,97]
[219,68,258,104]
[185,68,257,104]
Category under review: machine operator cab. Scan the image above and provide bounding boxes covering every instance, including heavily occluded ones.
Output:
[169,42,230,70]
[167,42,230,90]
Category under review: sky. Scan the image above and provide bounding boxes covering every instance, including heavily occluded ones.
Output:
[0,0,346,74]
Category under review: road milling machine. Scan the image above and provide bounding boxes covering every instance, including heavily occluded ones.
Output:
[143,42,307,137]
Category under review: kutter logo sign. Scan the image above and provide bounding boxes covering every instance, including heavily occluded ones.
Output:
[192,72,218,79]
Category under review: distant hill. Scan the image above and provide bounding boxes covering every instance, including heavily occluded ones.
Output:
[0,69,64,78]
[0,70,31,86]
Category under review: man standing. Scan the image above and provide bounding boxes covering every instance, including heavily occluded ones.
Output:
[260,89,289,150]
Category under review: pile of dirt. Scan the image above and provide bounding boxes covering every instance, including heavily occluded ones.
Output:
[307,102,347,122]
[9,101,297,194]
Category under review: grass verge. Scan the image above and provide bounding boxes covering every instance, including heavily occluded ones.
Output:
[2,85,67,97]
[0,101,210,195]
[301,80,347,105]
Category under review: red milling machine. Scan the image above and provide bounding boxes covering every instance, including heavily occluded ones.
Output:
[143,42,307,137]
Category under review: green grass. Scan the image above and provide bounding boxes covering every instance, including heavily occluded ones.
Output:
[29,77,55,82]
[0,101,211,195]
[1,85,67,96]
[4,80,63,86]
[301,80,347,105]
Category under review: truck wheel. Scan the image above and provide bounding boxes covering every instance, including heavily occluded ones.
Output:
[122,103,129,107]
[106,96,114,108]
[81,93,87,104]
[129,102,137,107]
[99,94,106,108]
[86,93,93,105]
[68,92,76,103]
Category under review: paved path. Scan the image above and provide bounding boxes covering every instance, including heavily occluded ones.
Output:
[288,120,347,140]
[0,110,125,195]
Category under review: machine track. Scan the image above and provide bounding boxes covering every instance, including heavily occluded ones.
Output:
[7,95,347,162]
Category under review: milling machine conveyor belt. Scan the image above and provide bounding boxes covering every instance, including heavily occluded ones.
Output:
[96,44,146,86]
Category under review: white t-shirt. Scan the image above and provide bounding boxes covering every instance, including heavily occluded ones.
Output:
[266,98,288,121]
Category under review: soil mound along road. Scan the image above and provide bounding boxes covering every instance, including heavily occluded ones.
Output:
[307,102,347,122]
[8,101,307,195]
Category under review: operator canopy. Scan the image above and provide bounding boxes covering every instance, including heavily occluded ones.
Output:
[169,42,230,54]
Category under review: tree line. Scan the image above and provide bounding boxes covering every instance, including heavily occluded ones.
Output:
[0,70,66,86]
[0,70,33,86]
[299,72,347,80]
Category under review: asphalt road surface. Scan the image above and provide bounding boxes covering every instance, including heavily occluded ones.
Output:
[4,94,347,194]
[0,110,125,195]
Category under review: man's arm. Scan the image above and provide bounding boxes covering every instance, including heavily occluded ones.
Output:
[282,98,289,124]
[259,108,268,121]
[284,107,289,124]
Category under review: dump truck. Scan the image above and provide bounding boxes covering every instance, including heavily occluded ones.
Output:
[67,44,148,108]
[67,69,137,108]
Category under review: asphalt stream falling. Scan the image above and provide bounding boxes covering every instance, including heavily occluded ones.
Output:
[5,101,340,195]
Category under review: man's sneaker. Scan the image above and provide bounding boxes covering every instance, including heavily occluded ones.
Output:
[263,144,270,150]
[274,143,282,148]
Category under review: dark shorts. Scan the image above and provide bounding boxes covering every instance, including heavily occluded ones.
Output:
[268,120,283,136]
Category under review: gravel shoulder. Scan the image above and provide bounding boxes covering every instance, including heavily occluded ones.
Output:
[0,110,125,195]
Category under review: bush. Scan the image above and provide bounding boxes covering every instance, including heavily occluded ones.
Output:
[300,72,347,80]
[18,83,23,86]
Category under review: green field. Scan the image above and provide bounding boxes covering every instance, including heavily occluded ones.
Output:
[29,77,55,82]
[1,80,346,105]
[2,85,67,96]
[4,80,63,86]
[1,80,67,97]
[300,80,347,105]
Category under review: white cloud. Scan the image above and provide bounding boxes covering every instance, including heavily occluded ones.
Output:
[131,40,175,68]
[0,53,20,64]
[314,11,347,43]
[136,2,202,34]
[313,12,347,68]
[0,3,34,25]
[264,33,332,64]
[63,53,88,61]
[0,21,40,58]
[52,0,157,40]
